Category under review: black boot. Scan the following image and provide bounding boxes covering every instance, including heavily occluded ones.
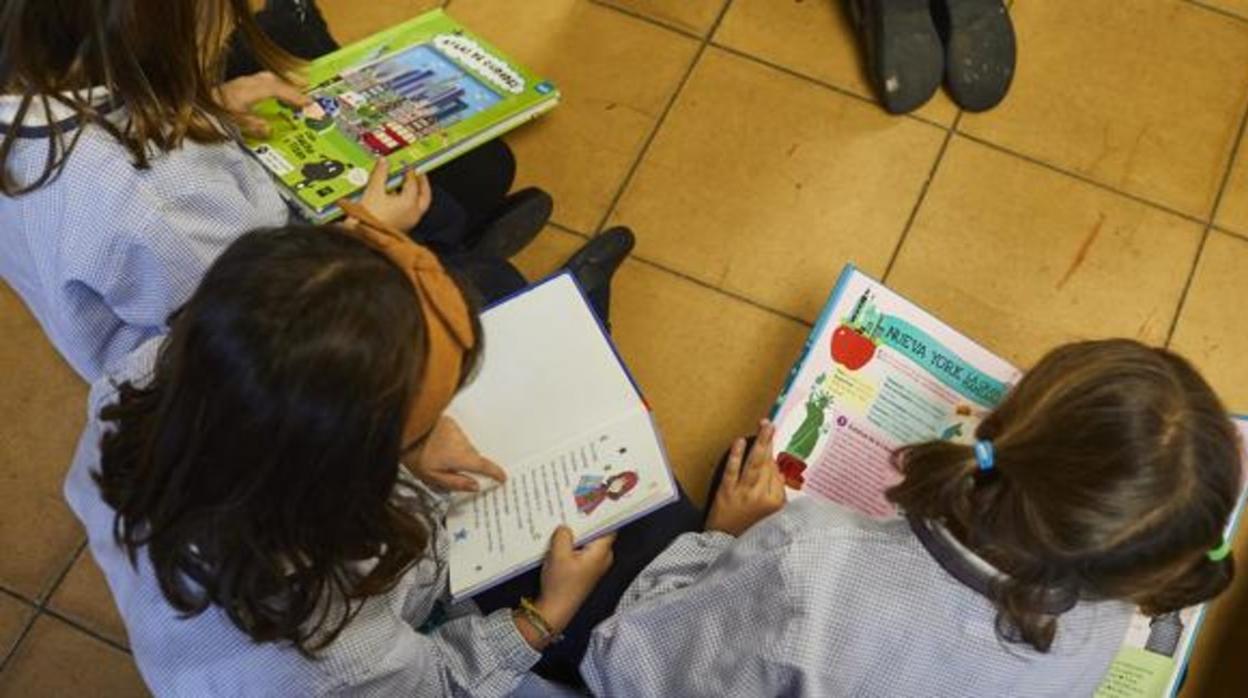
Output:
[847,0,944,115]
[469,188,553,260]
[932,0,1016,112]
[562,227,635,326]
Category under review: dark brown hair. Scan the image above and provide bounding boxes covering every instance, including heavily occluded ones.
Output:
[95,225,481,654]
[0,0,291,194]
[888,339,1241,652]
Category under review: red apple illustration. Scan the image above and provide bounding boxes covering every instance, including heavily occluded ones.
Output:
[830,324,876,370]
[776,452,808,490]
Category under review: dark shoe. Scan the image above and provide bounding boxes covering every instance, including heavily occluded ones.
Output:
[470,188,553,260]
[562,227,635,297]
[847,0,944,115]
[933,0,1016,112]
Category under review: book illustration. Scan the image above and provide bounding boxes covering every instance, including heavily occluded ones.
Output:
[830,290,881,371]
[574,470,640,516]
[777,373,835,490]
[308,41,502,158]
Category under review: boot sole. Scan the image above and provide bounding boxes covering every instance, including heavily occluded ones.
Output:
[941,0,1016,112]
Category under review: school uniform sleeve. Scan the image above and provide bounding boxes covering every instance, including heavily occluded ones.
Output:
[580,516,807,697]
[611,530,736,609]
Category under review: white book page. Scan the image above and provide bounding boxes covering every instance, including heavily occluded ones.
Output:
[446,273,643,468]
[772,266,1022,517]
[447,408,676,599]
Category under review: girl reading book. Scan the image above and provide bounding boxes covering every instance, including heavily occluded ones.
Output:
[64,219,622,696]
[581,339,1242,696]
[0,0,553,381]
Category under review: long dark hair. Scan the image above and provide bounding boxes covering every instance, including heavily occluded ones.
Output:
[0,0,291,194]
[888,339,1241,652]
[94,225,480,654]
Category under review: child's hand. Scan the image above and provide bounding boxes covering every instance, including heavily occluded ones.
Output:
[410,417,506,492]
[706,420,787,537]
[531,527,615,639]
[358,159,433,233]
[217,71,311,137]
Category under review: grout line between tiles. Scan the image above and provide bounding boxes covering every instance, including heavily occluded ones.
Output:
[547,219,812,326]
[589,2,736,236]
[955,132,1211,227]
[1214,225,1248,244]
[0,593,39,675]
[37,541,87,607]
[1186,0,1248,25]
[1164,98,1248,346]
[587,0,705,41]
[707,42,951,132]
[40,607,130,656]
[882,114,963,282]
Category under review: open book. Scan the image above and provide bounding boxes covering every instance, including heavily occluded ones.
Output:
[443,273,679,601]
[243,9,559,223]
[770,264,1248,698]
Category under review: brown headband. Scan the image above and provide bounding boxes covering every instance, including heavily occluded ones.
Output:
[336,199,477,442]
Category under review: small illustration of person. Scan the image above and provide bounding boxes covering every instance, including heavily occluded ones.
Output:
[294,157,346,190]
[575,470,639,516]
[298,96,339,131]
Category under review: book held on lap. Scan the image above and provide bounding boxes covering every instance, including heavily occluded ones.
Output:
[443,273,678,601]
[242,9,559,223]
[770,264,1248,698]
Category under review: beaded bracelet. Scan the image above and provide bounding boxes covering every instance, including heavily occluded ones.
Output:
[514,597,564,645]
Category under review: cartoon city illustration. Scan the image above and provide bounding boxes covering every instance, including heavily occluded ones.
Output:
[303,43,502,157]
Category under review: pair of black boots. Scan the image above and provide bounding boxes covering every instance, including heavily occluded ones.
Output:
[849,0,1016,115]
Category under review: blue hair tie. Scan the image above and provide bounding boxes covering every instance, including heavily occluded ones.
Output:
[974,440,996,472]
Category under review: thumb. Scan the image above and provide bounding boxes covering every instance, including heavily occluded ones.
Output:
[365,157,390,195]
[550,525,575,557]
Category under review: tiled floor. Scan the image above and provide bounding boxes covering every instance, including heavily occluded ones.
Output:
[2,0,1247,694]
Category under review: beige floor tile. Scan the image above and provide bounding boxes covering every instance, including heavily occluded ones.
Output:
[319,0,444,45]
[449,0,700,233]
[598,0,727,36]
[714,0,959,125]
[0,592,35,662]
[0,285,88,599]
[1216,134,1248,236]
[0,616,146,697]
[610,47,945,321]
[514,228,812,504]
[1168,231,1248,413]
[48,553,128,649]
[960,0,1248,219]
[887,136,1204,368]
[1197,0,1248,20]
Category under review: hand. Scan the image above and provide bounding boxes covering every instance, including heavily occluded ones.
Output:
[706,420,786,537]
[355,158,433,232]
[216,71,310,137]
[530,527,615,639]
[410,417,506,492]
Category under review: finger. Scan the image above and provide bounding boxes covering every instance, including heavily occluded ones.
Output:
[428,471,480,493]
[414,173,433,215]
[234,114,270,138]
[459,455,508,485]
[578,532,617,555]
[268,77,312,108]
[721,438,746,490]
[744,421,776,483]
[365,158,390,195]
[392,168,421,207]
[549,525,575,559]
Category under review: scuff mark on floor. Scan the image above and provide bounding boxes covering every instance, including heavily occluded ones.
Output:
[1056,212,1107,290]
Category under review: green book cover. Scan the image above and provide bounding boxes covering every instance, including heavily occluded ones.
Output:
[244,9,559,222]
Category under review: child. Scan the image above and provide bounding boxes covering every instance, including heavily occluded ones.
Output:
[64,219,620,696]
[581,339,1242,696]
[0,0,548,381]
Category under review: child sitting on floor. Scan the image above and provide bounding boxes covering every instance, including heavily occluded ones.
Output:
[581,339,1242,696]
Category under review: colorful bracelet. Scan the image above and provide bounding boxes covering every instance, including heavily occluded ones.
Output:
[514,597,564,645]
